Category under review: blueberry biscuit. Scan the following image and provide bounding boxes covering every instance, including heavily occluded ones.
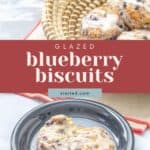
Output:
[120,0,150,29]
[37,115,115,150]
[81,5,125,40]
[117,29,150,40]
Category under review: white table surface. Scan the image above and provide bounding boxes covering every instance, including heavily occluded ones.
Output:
[0,0,42,39]
[0,93,150,150]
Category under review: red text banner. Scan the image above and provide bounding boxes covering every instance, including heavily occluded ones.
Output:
[0,40,150,93]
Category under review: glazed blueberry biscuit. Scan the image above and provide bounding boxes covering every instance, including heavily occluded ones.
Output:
[81,5,125,40]
[117,29,150,40]
[120,0,150,29]
[37,115,115,150]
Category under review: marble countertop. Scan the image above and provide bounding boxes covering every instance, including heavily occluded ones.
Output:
[0,0,42,39]
[0,93,150,150]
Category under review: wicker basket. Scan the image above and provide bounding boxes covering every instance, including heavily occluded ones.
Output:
[42,0,107,40]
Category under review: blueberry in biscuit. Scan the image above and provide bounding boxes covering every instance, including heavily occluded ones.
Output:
[120,0,150,29]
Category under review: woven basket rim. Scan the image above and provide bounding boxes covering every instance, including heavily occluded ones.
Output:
[42,0,107,40]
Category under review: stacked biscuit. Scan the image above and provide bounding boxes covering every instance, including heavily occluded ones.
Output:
[42,0,150,40]
[81,0,150,40]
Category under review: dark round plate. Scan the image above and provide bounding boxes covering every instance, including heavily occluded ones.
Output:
[11,99,134,150]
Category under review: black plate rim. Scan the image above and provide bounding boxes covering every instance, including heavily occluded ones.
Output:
[11,99,134,150]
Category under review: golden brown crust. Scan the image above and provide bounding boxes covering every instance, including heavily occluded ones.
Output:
[121,0,150,29]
